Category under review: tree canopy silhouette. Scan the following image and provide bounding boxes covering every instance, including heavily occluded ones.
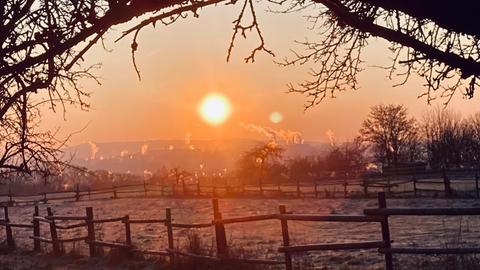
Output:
[0,0,226,176]
[359,104,418,167]
[1,0,479,176]
[280,1,480,107]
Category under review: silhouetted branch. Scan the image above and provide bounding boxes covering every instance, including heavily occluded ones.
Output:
[227,0,275,62]
[277,0,480,106]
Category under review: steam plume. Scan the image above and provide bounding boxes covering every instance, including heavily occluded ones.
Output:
[87,141,99,160]
[239,122,303,144]
[141,143,149,155]
[120,150,129,158]
[326,129,336,147]
[185,132,191,146]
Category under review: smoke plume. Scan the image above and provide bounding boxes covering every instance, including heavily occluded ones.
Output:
[120,150,129,158]
[88,141,99,160]
[239,122,303,144]
[185,132,191,146]
[141,143,149,155]
[326,129,336,147]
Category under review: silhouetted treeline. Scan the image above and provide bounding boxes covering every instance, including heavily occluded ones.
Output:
[5,105,480,190]
[235,105,480,184]
[234,140,367,184]
[361,105,480,170]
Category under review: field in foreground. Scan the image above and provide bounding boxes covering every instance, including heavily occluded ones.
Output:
[2,197,480,269]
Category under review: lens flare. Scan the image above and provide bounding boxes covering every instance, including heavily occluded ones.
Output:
[269,112,283,123]
[198,93,232,125]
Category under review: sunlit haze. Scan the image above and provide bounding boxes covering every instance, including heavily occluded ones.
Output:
[198,93,232,125]
[40,6,480,146]
[3,2,480,269]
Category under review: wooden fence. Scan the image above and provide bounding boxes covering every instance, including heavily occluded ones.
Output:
[2,169,480,206]
[1,179,362,206]
[2,192,480,270]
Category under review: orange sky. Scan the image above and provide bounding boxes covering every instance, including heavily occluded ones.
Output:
[41,5,480,145]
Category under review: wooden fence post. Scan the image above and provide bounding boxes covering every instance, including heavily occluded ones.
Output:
[343,180,348,198]
[413,176,417,197]
[165,208,175,265]
[46,207,60,254]
[4,206,14,250]
[225,180,230,196]
[279,205,293,270]
[143,180,147,197]
[212,199,228,258]
[296,180,301,198]
[443,167,452,197]
[197,180,201,197]
[182,178,186,196]
[8,188,13,206]
[33,206,40,252]
[75,183,80,201]
[386,176,391,195]
[160,178,165,197]
[259,178,264,197]
[314,181,318,198]
[42,192,47,204]
[85,207,96,257]
[124,215,131,246]
[363,178,368,196]
[475,174,479,199]
[378,192,393,270]
[113,185,118,199]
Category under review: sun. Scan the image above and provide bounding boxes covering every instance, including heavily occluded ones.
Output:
[198,93,232,125]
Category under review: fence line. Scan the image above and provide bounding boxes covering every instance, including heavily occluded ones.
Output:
[2,170,480,206]
[2,192,480,270]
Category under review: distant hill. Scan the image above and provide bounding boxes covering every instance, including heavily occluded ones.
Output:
[66,139,329,175]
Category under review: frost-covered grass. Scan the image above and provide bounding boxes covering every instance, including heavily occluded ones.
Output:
[1,197,480,269]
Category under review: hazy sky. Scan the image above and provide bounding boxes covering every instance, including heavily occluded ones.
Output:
[42,4,480,145]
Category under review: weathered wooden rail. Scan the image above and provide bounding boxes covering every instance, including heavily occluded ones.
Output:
[0,180,359,206]
[2,192,480,270]
[2,169,480,207]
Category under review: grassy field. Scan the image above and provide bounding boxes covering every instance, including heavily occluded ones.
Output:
[2,197,480,269]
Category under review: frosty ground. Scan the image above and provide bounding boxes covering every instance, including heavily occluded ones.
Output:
[1,197,480,269]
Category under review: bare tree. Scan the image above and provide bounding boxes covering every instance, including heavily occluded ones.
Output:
[324,138,365,176]
[4,0,479,119]
[0,0,237,177]
[324,147,346,175]
[311,155,326,178]
[464,113,480,167]
[287,156,314,182]
[2,0,480,177]
[278,1,480,107]
[235,142,284,185]
[422,108,468,169]
[0,101,71,178]
[359,104,417,167]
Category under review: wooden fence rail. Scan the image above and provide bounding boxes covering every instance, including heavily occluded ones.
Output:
[2,170,480,206]
[2,193,480,270]
[278,241,385,253]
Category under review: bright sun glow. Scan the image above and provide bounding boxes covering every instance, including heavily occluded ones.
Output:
[269,112,283,123]
[198,93,232,125]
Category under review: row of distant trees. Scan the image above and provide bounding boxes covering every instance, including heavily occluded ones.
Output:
[361,104,480,169]
[6,104,478,188]
[234,105,480,184]
[234,141,366,184]
[50,105,480,186]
